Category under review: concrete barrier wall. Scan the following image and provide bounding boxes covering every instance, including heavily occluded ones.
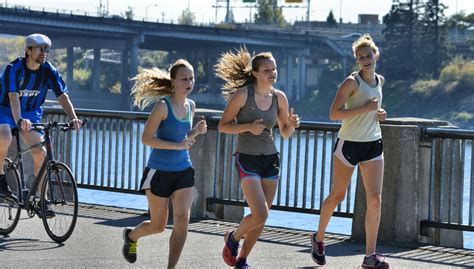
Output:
[351,118,462,248]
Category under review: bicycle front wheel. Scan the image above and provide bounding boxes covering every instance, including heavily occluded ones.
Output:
[41,162,78,243]
[0,158,21,235]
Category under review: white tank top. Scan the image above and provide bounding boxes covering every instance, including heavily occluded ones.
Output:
[337,72,383,142]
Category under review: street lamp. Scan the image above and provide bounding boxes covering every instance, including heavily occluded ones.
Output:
[145,4,158,21]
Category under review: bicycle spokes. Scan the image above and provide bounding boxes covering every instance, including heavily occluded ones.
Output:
[41,163,78,243]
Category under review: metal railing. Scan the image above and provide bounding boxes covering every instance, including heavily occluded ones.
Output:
[421,127,474,232]
[207,118,356,218]
[43,107,149,194]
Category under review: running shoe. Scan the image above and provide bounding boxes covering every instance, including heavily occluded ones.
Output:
[234,257,251,269]
[362,253,389,269]
[122,227,138,263]
[223,231,240,266]
[311,233,326,265]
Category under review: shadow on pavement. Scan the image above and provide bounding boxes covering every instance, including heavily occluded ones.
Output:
[0,236,64,251]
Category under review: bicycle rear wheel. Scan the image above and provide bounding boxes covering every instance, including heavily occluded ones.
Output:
[0,158,21,235]
[41,162,78,243]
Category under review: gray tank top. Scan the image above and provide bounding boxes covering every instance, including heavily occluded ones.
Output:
[235,84,279,155]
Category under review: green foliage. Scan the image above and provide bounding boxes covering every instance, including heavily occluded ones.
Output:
[254,0,286,27]
[415,0,450,78]
[452,111,473,122]
[326,10,337,28]
[73,68,91,89]
[293,61,343,121]
[382,1,419,80]
[410,79,439,96]
[0,36,25,69]
[178,8,196,25]
[446,11,474,31]
[140,50,168,69]
[383,57,474,128]
[382,0,450,80]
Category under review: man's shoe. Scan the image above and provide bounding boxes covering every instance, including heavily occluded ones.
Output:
[35,201,56,219]
[122,228,138,263]
[0,175,13,198]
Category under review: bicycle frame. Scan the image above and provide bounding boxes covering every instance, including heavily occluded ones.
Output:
[9,127,58,210]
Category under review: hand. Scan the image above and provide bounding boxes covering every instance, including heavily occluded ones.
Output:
[288,108,300,128]
[17,118,32,131]
[194,119,207,135]
[69,118,83,131]
[178,137,195,150]
[248,119,266,135]
[377,108,387,122]
[364,97,380,112]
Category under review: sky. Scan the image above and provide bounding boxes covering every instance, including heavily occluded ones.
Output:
[2,0,473,24]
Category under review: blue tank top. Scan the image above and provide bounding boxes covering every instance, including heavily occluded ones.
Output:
[146,96,193,171]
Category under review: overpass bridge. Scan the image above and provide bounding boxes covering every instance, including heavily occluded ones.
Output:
[0,6,356,110]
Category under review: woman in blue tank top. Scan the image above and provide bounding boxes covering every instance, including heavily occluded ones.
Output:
[215,47,300,269]
[312,34,389,269]
[120,59,207,268]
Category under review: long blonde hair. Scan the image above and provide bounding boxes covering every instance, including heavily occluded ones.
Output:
[214,47,274,99]
[131,59,193,110]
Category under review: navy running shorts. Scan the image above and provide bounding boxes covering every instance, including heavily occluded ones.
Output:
[139,167,195,198]
[0,106,42,129]
[234,152,280,180]
[333,138,384,167]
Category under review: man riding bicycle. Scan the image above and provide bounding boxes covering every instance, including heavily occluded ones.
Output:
[0,33,83,198]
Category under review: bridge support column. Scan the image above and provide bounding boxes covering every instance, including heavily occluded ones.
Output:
[207,55,217,95]
[92,48,101,92]
[121,50,130,108]
[66,47,74,90]
[122,34,144,110]
[297,54,305,101]
[286,53,294,101]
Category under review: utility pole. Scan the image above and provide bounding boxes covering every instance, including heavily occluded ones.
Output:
[306,0,311,29]
[273,0,277,25]
[225,0,231,23]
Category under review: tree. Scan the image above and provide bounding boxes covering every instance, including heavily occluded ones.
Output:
[446,12,474,32]
[178,8,196,25]
[326,10,337,28]
[415,0,450,78]
[382,1,420,80]
[254,0,286,27]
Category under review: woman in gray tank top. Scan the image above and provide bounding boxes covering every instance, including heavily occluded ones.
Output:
[312,34,389,269]
[215,47,300,269]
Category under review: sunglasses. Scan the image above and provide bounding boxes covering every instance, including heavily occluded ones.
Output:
[33,47,50,53]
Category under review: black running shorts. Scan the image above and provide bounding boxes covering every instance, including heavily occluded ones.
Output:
[235,152,280,180]
[139,167,195,198]
[333,138,384,167]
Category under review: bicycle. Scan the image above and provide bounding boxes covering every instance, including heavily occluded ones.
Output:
[0,119,86,243]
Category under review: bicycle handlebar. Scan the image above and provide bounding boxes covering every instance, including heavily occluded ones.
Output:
[31,118,88,132]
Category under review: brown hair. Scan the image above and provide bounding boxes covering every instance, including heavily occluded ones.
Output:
[352,33,379,59]
[131,59,193,109]
[214,47,274,99]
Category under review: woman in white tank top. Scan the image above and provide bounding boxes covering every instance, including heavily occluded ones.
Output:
[311,34,390,269]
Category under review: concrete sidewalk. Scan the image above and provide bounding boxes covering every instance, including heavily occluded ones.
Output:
[0,204,473,268]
